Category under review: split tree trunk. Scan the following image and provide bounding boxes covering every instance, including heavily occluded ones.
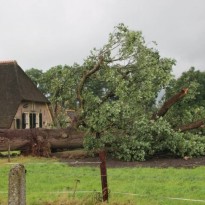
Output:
[152,88,188,120]
[0,128,84,156]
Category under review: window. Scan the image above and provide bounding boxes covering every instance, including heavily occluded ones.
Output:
[16,119,20,129]
[22,113,29,129]
[39,113,43,128]
[22,112,42,129]
[35,113,43,128]
[29,113,36,128]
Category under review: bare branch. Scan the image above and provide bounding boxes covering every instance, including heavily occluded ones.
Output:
[76,56,104,111]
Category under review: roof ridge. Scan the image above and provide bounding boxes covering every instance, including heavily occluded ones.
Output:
[14,61,22,99]
[0,60,17,64]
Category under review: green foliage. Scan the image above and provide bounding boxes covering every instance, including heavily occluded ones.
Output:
[111,137,152,161]
[85,118,205,161]
[25,68,44,90]
[26,64,82,128]
[173,133,205,157]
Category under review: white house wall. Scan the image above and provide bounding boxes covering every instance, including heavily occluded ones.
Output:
[10,102,53,129]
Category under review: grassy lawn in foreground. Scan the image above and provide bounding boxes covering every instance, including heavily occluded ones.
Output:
[0,156,205,205]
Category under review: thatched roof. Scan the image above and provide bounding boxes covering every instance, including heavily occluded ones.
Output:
[0,60,49,128]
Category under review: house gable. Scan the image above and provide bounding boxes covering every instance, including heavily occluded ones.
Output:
[0,60,51,129]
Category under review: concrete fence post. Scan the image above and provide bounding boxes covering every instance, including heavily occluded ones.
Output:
[8,164,26,205]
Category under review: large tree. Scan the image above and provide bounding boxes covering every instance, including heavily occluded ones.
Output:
[75,24,175,131]
[26,24,205,161]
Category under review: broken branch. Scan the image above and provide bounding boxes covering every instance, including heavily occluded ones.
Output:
[152,88,188,120]
[175,119,204,132]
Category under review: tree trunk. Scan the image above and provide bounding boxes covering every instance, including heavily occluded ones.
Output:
[0,128,84,156]
[152,88,188,120]
[175,120,204,132]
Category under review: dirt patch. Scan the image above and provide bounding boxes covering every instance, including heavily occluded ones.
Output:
[52,149,88,159]
[55,151,205,168]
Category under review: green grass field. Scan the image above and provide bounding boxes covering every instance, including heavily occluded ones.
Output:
[0,156,205,205]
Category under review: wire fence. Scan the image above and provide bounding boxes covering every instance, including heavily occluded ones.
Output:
[1,156,205,204]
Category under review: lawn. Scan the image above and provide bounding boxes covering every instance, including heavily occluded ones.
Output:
[0,156,205,205]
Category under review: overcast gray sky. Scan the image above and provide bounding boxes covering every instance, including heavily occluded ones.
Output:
[0,0,205,77]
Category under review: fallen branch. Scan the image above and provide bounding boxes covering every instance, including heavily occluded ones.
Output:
[175,120,205,132]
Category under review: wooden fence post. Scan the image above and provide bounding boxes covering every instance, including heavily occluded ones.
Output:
[99,150,108,202]
[8,164,26,205]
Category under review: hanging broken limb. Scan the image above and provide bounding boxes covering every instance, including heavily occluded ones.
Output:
[152,88,188,120]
